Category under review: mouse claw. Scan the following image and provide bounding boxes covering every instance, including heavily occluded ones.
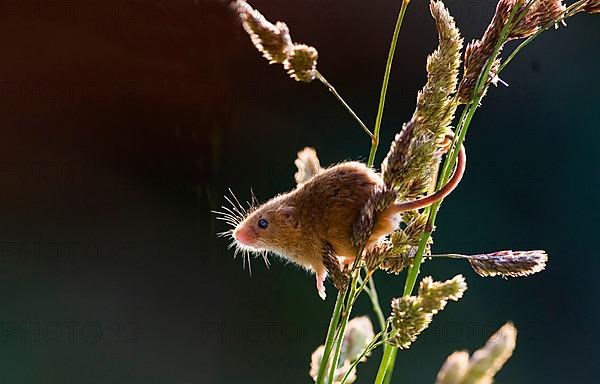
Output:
[316,271,327,300]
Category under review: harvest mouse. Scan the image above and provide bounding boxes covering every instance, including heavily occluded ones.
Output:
[215,145,466,299]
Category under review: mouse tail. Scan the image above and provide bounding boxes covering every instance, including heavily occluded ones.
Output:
[390,144,466,213]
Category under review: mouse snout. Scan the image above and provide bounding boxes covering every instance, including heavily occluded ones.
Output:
[233,226,257,246]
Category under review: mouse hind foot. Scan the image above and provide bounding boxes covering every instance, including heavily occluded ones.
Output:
[316,271,327,300]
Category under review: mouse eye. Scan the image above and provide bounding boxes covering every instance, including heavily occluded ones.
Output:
[258,218,269,229]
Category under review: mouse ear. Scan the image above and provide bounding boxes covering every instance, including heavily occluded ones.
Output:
[279,206,299,228]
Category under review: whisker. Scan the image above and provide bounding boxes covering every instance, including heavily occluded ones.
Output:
[262,251,270,268]
[211,209,242,229]
[217,217,239,225]
[214,215,232,223]
[219,205,241,220]
[217,221,239,230]
[224,195,245,218]
[246,187,260,212]
[217,213,239,223]
[211,209,238,221]
[246,251,253,276]
[250,187,258,207]
[228,188,247,215]
[217,230,233,238]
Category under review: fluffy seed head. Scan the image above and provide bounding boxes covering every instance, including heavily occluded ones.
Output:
[234,1,293,64]
[583,0,600,13]
[390,296,432,349]
[389,275,467,349]
[435,351,470,384]
[364,241,394,272]
[468,250,548,277]
[382,1,462,198]
[418,274,467,313]
[510,0,566,39]
[435,323,517,384]
[284,44,319,82]
[380,245,418,275]
[309,345,357,384]
[309,316,374,383]
[322,242,349,291]
[460,322,517,383]
[294,147,322,186]
[352,186,398,250]
[342,316,375,363]
[457,0,519,103]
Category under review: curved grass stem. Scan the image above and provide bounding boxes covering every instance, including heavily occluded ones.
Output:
[366,273,386,331]
[403,0,522,299]
[316,71,374,140]
[374,344,395,384]
[367,1,409,166]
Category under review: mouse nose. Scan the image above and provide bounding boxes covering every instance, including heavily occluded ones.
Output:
[233,227,255,246]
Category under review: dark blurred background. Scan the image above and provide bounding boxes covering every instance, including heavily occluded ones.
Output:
[0,0,598,383]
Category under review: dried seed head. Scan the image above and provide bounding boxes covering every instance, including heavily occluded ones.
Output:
[583,0,600,13]
[435,323,517,384]
[510,0,566,39]
[342,316,375,363]
[376,211,428,273]
[233,1,320,82]
[284,44,319,82]
[309,316,374,383]
[417,1,463,123]
[294,147,322,186]
[352,186,398,250]
[389,296,433,349]
[468,250,548,277]
[381,120,416,190]
[364,241,394,272]
[401,211,430,244]
[234,1,293,64]
[389,275,467,349]
[393,131,439,201]
[461,322,517,383]
[418,274,467,313]
[457,0,518,103]
[380,245,418,274]
[322,242,349,291]
[309,345,357,384]
[435,351,470,384]
[382,1,462,198]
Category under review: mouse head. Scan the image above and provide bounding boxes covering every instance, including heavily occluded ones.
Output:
[214,191,301,263]
[233,195,299,253]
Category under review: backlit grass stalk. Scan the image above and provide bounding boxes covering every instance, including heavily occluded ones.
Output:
[317,2,411,382]
[499,0,589,73]
[368,0,410,166]
[376,3,528,381]
[367,2,411,382]
[316,71,374,140]
[404,0,523,304]
[315,289,347,383]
